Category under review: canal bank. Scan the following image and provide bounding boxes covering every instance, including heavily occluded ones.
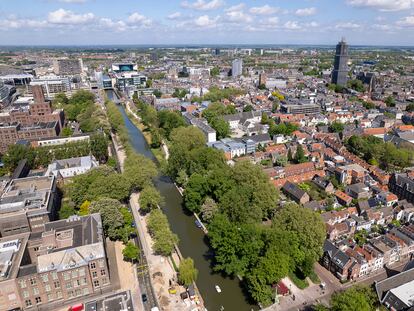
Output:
[106,90,258,311]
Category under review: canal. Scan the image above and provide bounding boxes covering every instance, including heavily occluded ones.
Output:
[106,90,257,311]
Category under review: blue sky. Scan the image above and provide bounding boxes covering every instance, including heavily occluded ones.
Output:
[0,0,414,45]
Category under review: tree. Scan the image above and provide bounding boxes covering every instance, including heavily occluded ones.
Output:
[59,203,76,219]
[329,121,345,133]
[153,89,162,98]
[331,285,377,311]
[139,186,163,213]
[147,209,179,256]
[90,133,108,163]
[210,66,220,77]
[89,198,125,240]
[78,200,91,216]
[347,79,365,92]
[210,116,230,139]
[2,144,35,172]
[122,242,140,262]
[201,197,218,222]
[178,257,198,287]
[272,203,326,275]
[184,173,208,213]
[61,127,73,137]
[294,145,307,164]
[124,152,158,191]
[261,113,269,124]
[52,92,69,108]
[157,110,187,139]
[243,105,253,112]
[271,102,279,113]
[167,127,206,178]
[406,103,414,112]
[384,96,395,107]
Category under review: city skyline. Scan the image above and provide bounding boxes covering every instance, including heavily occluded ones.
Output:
[1,0,414,46]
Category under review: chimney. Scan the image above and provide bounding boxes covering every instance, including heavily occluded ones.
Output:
[32,85,46,104]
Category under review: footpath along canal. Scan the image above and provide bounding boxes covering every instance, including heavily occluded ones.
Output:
[107,90,258,311]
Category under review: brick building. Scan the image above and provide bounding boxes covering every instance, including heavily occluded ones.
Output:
[0,176,58,237]
[0,214,110,311]
[0,85,63,152]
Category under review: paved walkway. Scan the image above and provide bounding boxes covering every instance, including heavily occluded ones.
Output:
[131,193,198,311]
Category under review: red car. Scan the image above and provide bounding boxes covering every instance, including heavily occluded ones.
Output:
[69,304,84,311]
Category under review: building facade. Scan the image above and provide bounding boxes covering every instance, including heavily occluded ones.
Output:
[332,38,349,86]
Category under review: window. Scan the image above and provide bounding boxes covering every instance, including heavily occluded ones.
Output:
[56,291,62,299]
[41,274,48,283]
[93,280,99,288]
[54,281,60,288]
[25,300,32,307]
[68,291,74,298]
[83,288,89,295]
[75,289,82,296]
[71,270,78,278]
[32,287,39,295]
[63,272,70,280]
[66,282,72,289]
[92,271,97,278]
[100,269,106,276]
[52,272,58,280]
[79,268,85,277]
[45,284,51,292]
[33,247,39,252]
[35,297,41,304]
[99,260,105,268]
[19,280,27,289]
[74,279,80,287]
[90,262,96,269]
[81,278,87,285]
[23,291,29,298]
[102,277,109,285]
[47,293,53,301]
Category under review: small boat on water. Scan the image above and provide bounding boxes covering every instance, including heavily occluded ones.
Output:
[215,285,222,293]
[195,220,202,228]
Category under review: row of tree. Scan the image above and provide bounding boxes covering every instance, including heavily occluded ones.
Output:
[346,135,413,170]
[1,133,108,173]
[166,126,326,306]
[105,98,179,257]
[53,90,110,133]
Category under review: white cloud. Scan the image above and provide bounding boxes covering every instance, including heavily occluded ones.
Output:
[346,0,412,11]
[295,7,317,16]
[0,17,49,29]
[99,18,128,32]
[250,5,281,15]
[127,12,152,26]
[397,15,414,26]
[181,0,224,11]
[194,15,218,28]
[335,22,361,29]
[48,9,95,24]
[225,3,245,12]
[283,21,302,30]
[167,12,182,20]
[266,17,279,26]
[226,10,252,23]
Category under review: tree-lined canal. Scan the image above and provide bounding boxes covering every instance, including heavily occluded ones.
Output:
[106,90,257,311]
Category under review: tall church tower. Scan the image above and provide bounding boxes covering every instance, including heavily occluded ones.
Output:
[332,38,349,86]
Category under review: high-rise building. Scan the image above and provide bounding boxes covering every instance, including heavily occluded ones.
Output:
[232,59,243,77]
[213,48,220,56]
[332,38,349,86]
